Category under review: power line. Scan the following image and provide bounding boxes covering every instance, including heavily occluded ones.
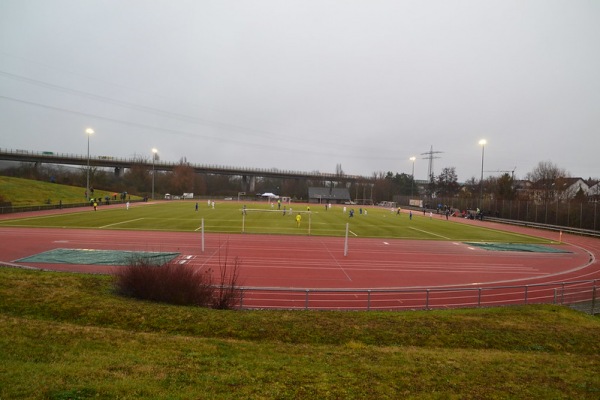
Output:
[0,69,388,155]
[0,94,403,162]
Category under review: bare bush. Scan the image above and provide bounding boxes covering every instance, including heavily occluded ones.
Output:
[113,250,243,310]
[212,254,243,310]
[113,257,213,307]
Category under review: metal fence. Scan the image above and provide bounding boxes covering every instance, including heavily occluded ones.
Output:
[0,199,143,214]
[235,280,599,314]
[397,195,600,232]
[0,202,90,214]
[480,198,600,231]
[557,285,598,315]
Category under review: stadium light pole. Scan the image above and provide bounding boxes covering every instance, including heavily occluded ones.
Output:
[479,139,487,209]
[410,156,416,197]
[151,148,158,200]
[85,128,94,201]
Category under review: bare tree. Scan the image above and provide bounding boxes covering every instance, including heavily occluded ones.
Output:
[167,164,196,195]
[459,177,478,203]
[526,161,568,204]
[123,164,151,193]
[371,171,393,202]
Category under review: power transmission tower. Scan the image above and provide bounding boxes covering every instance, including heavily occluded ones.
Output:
[421,145,443,181]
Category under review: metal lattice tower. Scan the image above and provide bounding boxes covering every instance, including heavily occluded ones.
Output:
[421,145,443,181]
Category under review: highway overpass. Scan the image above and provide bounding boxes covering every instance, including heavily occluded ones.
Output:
[0,148,372,191]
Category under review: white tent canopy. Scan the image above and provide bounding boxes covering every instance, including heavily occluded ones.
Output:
[260,192,279,199]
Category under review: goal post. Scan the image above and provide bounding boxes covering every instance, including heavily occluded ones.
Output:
[240,208,313,235]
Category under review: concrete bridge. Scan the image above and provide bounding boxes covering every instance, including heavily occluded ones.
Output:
[0,148,371,192]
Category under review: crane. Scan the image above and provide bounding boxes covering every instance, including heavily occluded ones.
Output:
[484,167,517,180]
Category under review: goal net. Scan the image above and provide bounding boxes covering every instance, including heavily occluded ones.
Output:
[241,208,313,235]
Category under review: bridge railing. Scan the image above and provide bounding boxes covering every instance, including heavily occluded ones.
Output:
[0,148,369,180]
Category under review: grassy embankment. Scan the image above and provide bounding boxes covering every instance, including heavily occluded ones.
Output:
[1,267,599,399]
[0,176,140,207]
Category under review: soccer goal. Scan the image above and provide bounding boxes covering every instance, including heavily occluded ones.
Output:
[240,208,313,235]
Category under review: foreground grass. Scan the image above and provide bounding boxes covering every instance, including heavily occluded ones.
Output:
[1,267,598,399]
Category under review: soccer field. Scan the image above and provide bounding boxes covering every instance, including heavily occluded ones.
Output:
[0,200,553,244]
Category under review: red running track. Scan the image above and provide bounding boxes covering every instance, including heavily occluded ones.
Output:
[1,209,599,310]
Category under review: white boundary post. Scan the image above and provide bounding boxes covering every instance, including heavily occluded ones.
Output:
[201,218,205,253]
[308,212,312,236]
[344,223,349,256]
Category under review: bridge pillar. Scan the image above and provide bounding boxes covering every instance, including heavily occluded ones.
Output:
[242,175,256,192]
[114,167,122,177]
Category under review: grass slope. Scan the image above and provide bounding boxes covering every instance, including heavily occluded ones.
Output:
[0,267,599,399]
[0,176,139,207]
[0,200,553,243]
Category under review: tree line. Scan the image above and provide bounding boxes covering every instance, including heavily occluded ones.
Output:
[2,159,598,208]
[1,160,337,201]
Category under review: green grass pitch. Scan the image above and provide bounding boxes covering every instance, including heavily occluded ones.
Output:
[0,200,554,244]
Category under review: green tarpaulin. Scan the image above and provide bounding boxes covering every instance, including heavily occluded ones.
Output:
[17,248,180,265]
[464,243,570,253]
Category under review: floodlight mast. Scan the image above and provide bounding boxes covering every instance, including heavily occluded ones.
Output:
[479,139,487,208]
[410,156,416,197]
[85,128,94,201]
[151,148,158,200]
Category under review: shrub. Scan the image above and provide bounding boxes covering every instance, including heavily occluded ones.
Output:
[113,254,242,309]
[212,255,243,310]
[113,257,214,307]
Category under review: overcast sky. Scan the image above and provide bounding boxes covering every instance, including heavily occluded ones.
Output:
[1,1,599,181]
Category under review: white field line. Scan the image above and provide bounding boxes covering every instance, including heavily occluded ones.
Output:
[100,218,145,229]
[320,239,352,282]
[242,208,313,214]
[408,226,451,240]
[197,240,231,270]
